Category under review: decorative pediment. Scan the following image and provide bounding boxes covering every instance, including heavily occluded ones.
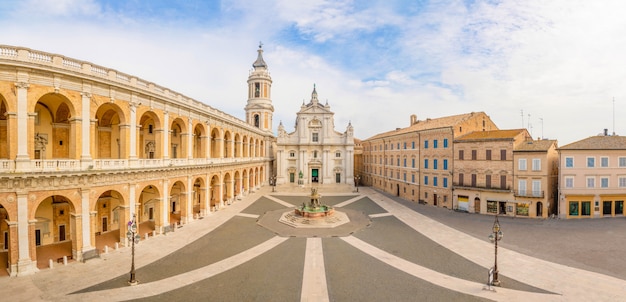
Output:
[308,118,322,128]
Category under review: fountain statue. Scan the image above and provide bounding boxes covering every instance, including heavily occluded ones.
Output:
[294,187,335,218]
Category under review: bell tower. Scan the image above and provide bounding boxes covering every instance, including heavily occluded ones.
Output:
[245,43,274,133]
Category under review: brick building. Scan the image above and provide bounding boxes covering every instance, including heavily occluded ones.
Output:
[361,112,498,208]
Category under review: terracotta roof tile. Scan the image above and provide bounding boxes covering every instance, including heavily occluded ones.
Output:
[514,139,557,151]
[455,129,527,141]
[365,112,487,140]
[559,135,626,150]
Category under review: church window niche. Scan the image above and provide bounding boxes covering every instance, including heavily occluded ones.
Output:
[255,82,260,97]
[312,132,319,142]
[254,114,260,128]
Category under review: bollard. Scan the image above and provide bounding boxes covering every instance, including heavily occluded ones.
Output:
[145,233,149,240]
[49,259,53,269]
[124,237,129,247]
[152,230,156,237]
[63,256,68,266]
[115,242,119,250]
[104,245,108,254]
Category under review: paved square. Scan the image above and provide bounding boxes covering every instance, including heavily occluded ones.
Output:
[1,184,625,301]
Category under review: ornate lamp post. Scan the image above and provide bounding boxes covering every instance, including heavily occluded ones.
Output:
[488,214,503,286]
[271,175,277,192]
[354,175,361,192]
[127,213,141,285]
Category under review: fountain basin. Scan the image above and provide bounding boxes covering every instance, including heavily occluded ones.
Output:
[294,205,335,218]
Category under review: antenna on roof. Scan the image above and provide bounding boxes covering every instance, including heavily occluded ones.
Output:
[613,97,616,136]
[539,118,543,139]
[527,113,532,137]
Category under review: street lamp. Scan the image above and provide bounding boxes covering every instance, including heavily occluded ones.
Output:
[488,214,503,287]
[354,175,361,192]
[127,213,141,286]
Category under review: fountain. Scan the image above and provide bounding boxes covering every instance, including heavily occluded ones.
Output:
[276,187,349,229]
[294,188,335,218]
[258,187,370,237]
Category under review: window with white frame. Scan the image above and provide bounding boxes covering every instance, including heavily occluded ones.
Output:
[587,157,595,168]
[619,177,626,187]
[601,177,609,188]
[518,158,527,170]
[565,176,574,188]
[312,132,319,142]
[620,157,626,167]
[587,177,595,188]
[518,179,527,195]
[532,180,541,196]
[532,158,541,171]
[601,157,609,167]
[565,157,574,168]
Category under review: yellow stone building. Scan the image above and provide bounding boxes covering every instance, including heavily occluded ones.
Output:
[453,129,558,218]
[0,45,273,276]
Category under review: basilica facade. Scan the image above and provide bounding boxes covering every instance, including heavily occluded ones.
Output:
[0,45,273,276]
[275,86,355,185]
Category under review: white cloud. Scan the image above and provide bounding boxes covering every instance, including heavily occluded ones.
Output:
[15,0,102,17]
[3,0,626,144]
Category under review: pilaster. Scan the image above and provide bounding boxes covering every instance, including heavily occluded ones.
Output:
[16,193,35,276]
[14,82,30,171]
[80,92,93,165]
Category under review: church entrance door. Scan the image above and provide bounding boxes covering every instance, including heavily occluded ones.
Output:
[312,169,319,183]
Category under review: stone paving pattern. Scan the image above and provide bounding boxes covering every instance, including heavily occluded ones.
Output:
[1,184,625,301]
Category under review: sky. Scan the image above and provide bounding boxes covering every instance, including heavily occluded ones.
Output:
[2,0,626,145]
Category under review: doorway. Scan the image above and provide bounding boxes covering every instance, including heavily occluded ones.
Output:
[434,194,438,206]
[59,225,66,241]
[499,202,506,215]
[537,202,544,217]
[474,197,481,213]
[35,230,41,246]
[312,169,319,183]
[102,217,108,232]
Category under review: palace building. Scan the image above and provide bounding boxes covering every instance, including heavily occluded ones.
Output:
[0,45,274,276]
[361,112,498,208]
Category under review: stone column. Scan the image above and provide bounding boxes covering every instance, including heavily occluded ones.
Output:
[80,92,93,166]
[185,176,193,223]
[16,193,35,276]
[129,98,138,165]
[7,221,18,276]
[187,118,193,159]
[162,111,169,161]
[14,83,30,171]
[204,174,211,215]
[346,149,354,184]
[129,183,136,216]
[205,126,212,159]
[161,180,170,233]
[323,149,329,184]
[81,189,96,260]
[219,173,224,207]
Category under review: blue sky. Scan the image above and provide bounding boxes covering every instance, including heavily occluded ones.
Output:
[2,0,626,145]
